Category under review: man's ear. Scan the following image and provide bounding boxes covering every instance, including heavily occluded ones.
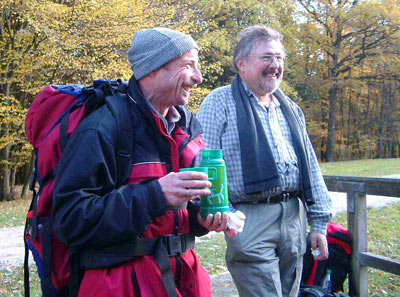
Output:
[236,57,247,72]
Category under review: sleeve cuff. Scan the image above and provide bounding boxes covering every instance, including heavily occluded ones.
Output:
[309,220,328,235]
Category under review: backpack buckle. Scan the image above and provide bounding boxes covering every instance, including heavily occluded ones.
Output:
[161,234,184,256]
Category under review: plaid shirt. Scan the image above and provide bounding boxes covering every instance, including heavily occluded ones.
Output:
[196,83,332,234]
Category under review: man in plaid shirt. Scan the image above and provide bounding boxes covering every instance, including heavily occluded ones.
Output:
[196,26,333,297]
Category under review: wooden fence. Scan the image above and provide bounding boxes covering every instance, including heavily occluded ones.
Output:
[323,175,400,297]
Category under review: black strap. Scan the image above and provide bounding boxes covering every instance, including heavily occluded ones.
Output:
[24,219,30,297]
[173,210,179,235]
[105,91,134,187]
[59,109,71,154]
[68,248,81,297]
[174,255,182,294]
[25,216,67,297]
[24,200,39,297]
[79,233,195,269]
[154,239,178,297]
[41,221,54,297]
[83,89,106,115]
[31,191,39,242]
[40,169,55,191]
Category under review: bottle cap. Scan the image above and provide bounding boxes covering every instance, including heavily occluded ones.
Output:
[202,149,223,159]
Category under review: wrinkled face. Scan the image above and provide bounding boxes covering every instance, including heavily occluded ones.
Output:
[237,40,284,98]
[152,49,202,109]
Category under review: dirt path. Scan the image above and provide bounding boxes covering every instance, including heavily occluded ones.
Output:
[0,226,29,269]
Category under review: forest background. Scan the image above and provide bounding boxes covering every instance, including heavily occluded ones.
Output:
[1,0,400,201]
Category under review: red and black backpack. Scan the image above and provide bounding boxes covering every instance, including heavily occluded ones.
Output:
[301,221,353,295]
[24,80,134,297]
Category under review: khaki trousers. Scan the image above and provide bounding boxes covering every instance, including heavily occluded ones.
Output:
[226,197,306,297]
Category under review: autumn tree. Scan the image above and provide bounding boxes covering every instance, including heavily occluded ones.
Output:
[296,0,400,161]
[0,0,47,201]
[0,0,146,200]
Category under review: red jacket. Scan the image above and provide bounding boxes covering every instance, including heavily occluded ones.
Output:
[52,77,211,297]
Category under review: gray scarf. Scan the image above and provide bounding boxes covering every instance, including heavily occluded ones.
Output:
[231,75,314,205]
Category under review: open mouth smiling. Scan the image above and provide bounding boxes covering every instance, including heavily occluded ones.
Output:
[262,70,280,79]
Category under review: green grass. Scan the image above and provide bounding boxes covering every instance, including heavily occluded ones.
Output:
[328,203,400,297]
[0,195,31,228]
[1,158,400,296]
[196,233,227,275]
[0,266,41,297]
[319,158,400,177]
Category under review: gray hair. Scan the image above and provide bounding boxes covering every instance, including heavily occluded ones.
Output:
[232,25,285,72]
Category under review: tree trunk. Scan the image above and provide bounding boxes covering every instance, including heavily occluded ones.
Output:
[9,166,16,200]
[346,89,353,161]
[0,81,12,201]
[0,169,5,202]
[377,81,388,158]
[21,151,35,198]
[326,85,339,162]
[0,145,11,202]
[0,169,10,202]
[337,89,344,161]
[320,88,328,161]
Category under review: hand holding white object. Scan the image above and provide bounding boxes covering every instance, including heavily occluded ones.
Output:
[227,210,246,233]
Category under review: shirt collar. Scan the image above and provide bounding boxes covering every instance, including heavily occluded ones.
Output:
[166,106,181,124]
[147,102,181,135]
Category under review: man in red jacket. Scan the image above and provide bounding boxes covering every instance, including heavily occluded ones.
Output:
[52,27,237,297]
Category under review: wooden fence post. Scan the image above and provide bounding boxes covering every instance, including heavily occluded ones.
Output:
[323,175,400,296]
[347,190,368,297]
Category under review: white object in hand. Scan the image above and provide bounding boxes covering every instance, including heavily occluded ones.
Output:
[227,211,246,232]
[311,248,320,257]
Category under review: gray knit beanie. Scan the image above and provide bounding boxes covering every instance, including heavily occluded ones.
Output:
[127,28,199,80]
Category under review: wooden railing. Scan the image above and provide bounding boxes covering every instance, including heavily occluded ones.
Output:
[323,175,400,297]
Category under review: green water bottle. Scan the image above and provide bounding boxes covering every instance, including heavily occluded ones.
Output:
[199,149,230,219]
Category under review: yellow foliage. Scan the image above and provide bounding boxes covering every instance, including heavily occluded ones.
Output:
[0,94,30,168]
[1,0,400,174]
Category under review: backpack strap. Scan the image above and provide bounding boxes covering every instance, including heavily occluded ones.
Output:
[24,222,31,297]
[105,90,134,187]
[40,219,54,296]
[79,234,195,268]
[24,165,39,297]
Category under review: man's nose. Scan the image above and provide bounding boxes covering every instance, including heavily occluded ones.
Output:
[192,67,202,85]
